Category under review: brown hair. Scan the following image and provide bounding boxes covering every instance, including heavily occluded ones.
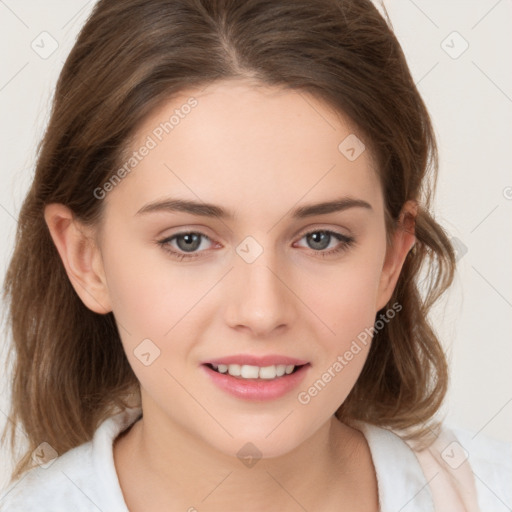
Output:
[2,0,455,482]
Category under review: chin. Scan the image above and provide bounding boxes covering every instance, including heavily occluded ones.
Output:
[204,418,313,462]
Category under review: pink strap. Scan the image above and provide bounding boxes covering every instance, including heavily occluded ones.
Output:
[407,427,480,511]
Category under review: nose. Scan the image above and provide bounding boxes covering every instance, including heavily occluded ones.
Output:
[224,254,296,337]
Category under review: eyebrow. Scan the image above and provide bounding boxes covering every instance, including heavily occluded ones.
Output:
[136,196,372,219]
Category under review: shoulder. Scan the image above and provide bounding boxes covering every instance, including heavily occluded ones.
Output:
[0,442,98,512]
[397,421,511,512]
[0,407,142,512]
[444,423,512,511]
[354,420,512,512]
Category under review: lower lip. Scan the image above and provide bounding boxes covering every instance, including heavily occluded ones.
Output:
[201,364,310,401]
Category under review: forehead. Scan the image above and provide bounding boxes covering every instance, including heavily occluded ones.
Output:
[106,79,382,219]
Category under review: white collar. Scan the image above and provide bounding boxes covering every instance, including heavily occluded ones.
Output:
[354,421,435,512]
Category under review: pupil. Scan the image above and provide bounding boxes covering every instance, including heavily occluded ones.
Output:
[308,231,329,250]
[177,233,201,252]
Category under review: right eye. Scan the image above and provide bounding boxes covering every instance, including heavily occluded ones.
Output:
[157,231,216,260]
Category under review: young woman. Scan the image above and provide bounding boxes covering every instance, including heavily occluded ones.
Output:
[1,0,510,510]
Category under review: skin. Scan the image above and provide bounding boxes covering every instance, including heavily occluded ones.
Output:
[45,79,416,511]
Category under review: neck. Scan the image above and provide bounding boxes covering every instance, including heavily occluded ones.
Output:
[114,401,374,511]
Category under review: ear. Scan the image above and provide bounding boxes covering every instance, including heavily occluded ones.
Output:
[44,203,112,314]
[376,200,417,311]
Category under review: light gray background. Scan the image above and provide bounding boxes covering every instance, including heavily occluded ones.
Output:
[1,0,511,491]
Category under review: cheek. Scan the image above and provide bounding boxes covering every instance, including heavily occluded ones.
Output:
[293,254,384,410]
[102,237,209,337]
[101,250,196,399]
[294,269,379,427]
[300,256,384,346]
[100,239,222,395]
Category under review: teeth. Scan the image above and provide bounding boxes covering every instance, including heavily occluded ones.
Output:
[241,365,260,378]
[227,364,241,376]
[211,363,298,379]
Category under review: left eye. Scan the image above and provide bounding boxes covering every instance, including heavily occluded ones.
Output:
[296,230,350,251]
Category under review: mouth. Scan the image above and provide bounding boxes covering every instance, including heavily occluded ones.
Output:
[205,362,306,380]
[200,359,311,401]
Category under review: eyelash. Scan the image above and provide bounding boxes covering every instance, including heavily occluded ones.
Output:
[157,229,355,261]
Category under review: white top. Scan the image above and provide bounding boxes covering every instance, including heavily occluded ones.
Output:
[0,407,510,511]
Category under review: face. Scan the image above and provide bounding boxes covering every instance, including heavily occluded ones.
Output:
[91,79,398,458]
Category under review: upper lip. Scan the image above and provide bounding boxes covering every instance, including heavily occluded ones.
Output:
[203,354,309,367]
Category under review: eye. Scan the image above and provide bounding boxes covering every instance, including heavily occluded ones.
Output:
[294,229,355,257]
[157,231,214,261]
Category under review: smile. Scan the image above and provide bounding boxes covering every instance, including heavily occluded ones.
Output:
[201,361,311,401]
[208,363,302,379]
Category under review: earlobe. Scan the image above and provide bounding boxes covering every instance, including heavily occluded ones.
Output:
[376,200,417,311]
[44,203,112,314]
